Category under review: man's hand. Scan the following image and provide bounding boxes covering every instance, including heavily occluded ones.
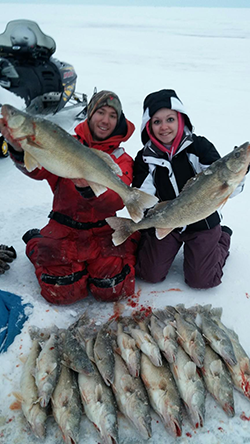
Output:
[0,245,17,274]
[72,178,90,188]
[0,118,24,152]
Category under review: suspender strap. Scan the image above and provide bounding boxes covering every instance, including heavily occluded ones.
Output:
[89,264,131,289]
[48,211,107,230]
[41,268,88,286]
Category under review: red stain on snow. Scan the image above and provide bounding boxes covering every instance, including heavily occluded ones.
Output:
[240,412,250,421]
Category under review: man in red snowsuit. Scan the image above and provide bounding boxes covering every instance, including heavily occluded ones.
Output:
[9,90,139,304]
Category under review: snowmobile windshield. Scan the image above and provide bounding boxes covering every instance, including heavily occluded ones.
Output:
[0,19,56,58]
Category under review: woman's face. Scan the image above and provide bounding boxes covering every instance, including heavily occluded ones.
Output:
[151,108,178,145]
[89,105,118,140]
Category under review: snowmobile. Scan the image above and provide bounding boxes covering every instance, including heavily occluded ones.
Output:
[0,19,88,157]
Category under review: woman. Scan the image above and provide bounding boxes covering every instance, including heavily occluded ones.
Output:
[133,89,245,289]
[8,90,139,304]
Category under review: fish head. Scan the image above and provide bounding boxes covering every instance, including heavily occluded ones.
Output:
[224,142,250,176]
[1,104,34,142]
[185,390,205,428]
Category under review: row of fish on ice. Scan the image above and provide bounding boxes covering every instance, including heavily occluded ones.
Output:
[17,304,250,443]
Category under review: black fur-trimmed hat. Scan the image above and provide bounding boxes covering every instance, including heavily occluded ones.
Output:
[87,90,122,122]
[141,89,192,145]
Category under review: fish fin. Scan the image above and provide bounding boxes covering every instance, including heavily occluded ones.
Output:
[182,174,201,191]
[184,361,197,379]
[26,136,44,149]
[240,357,250,374]
[146,200,170,216]
[225,327,239,342]
[90,148,122,176]
[106,217,136,246]
[190,330,198,341]
[210,359,223,376]
[210,307,223,320]
[163,324,176,339]
[120,374,135,393]
[87,181,107,197]
[219,195,230,209]
[61,388,74,406]
[95,384,104,402]
[125,188,158,223]
[155,227,173,240]
[12,391,23,403]
[198,304,212,315]
[48,362,58,374]
[24,151,41,172]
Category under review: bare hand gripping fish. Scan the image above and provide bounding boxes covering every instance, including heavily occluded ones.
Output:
[0,104,158,223]
[106,142,250,245]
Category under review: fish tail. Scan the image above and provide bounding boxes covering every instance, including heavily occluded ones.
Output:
[106,217,137,246]
[125,188,158,223]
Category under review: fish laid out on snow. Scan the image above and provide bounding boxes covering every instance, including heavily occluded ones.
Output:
[20,340,47,439]
[122,316,162,367]
[111,351,152,440]
[172,305,206,368]
[201,345,235,417]
[170,346,206,429]
[60,328,95,375]
[0,104,158,223]
[140,353,182,438]
[209,308,250,401]
[18,305,250,442]
[35,332,61,408]
[116,320,141,377]
[78,364,119,444]
[152,307,178,364]
[197,305,237,366]
[51,365,82,444]
[106,141,250,245]
[148,313,178,364]
[94,323,115,386]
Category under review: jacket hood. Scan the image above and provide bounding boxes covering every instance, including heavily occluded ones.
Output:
[141,89,193,145]
[74,113,135,153]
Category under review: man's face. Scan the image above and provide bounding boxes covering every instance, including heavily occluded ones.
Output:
[89,105,118,141]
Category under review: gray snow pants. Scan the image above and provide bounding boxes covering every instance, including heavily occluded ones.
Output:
[135,225,231,289]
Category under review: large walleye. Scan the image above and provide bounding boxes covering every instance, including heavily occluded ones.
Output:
[94,323,115,386]
[0,104,158,223]
[201,345,235,417]
[197,305,237,366]
[111,351,152,440]
[122,316,162,367]
[170,305,206,368]
[78,365,119,444]
[140,354,182,438]
[106,142,250,245]
[20,340,47,438]
[170,346,206,429]
[51,365,82,444]
[60,328,95,375]
[35,332,61,408]
[209,308,250,401]
[116,320,141,377]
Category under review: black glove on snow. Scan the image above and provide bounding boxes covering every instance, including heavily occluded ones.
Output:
[0,245,17,274]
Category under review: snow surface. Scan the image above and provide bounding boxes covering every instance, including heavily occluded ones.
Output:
[0,4,250,444]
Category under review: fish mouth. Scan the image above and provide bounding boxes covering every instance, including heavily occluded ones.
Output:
[163,415,182,437]
[223,402,235,417]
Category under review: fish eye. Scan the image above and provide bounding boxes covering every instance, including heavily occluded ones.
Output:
[234,151,241,158]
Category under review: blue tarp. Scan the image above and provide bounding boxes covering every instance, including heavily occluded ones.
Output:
[0,289,33,353]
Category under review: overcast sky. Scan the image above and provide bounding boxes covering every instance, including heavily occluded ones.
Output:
[3,0,250,6]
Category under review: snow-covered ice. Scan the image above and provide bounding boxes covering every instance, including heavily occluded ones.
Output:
[0,4,250,443]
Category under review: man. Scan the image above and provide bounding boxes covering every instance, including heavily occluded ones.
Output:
[7,90,139,304]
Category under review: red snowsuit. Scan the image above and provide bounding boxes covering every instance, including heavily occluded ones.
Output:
[11,118,140,304]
